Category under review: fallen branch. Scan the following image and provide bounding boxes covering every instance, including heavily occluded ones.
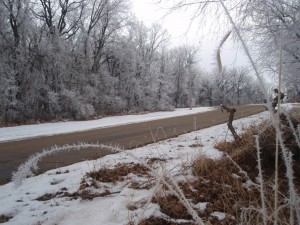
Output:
[220,104,239,140]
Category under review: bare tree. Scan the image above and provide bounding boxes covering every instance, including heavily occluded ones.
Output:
[235,0,300,95]
[170,45,198,108]
[1,0,30,47]
[229,67,251,105]
[79,0,128,72]
[186,49,198,109]
[126,21,169,109]
[32,0,84,39]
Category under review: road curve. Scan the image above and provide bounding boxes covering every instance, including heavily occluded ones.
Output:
[0,104,265,184]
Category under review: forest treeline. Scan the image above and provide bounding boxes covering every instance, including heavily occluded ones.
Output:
[0,0,269,124]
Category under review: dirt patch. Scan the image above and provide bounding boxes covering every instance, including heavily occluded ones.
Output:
[36,189,115,201]
[137,216,196,225]
[36,193,58,201]
[147,157,168,165]
[189,143,204,148]
[0,214,13,223]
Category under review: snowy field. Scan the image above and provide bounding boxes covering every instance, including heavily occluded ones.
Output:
[0,107,215,142]
[0,104,298,225]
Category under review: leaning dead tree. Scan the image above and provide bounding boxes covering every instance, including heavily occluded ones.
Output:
[220,104,239,140]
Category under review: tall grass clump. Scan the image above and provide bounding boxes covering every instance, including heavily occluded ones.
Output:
[214,111,300,224]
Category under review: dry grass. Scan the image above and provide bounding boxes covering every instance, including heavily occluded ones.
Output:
[192,155,216,177]
[85,163,150,184]
[143,112,299,224]
[212,112,300,224]
[216,113,300,186]
[150,162,260,224]
[153,194,192,220]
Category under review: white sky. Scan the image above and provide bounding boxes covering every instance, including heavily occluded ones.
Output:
[0,108,270,225]
[131,0,249,72]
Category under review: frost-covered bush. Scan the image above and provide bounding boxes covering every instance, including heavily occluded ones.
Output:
[59,90,95,119]
[101,95,127,114]
[76,103,95,120]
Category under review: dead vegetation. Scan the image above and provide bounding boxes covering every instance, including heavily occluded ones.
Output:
[34,163,153,204]
[153,194,192,220]
[151,158,260,225]
[0,214,13,223]
[137,216,196,225]
[85,163,151,183]
[33,112,299,225]
[36,187,117,201]
[80,163,153,190]
[215,113,300,186]
[142,112,300,224]
[77,163,153,200]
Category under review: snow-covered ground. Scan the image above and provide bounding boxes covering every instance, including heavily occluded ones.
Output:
[1,104,298,225]
[0,107,215,142]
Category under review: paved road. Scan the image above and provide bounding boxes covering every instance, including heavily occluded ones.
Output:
[0,105,265,184]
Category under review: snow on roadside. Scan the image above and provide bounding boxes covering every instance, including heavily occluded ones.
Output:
[0,110,270,225]
[0,107,215,142]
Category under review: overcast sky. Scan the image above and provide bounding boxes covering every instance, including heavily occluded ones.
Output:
[131,0,249,72]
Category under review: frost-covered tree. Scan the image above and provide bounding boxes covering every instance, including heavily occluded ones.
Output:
[236,0,300,98]
[0,0,268,124]
[31,0,84,40]
[196,67,263,106]
[125,21,169,110]
[197,72,214,106]
[169,46,199,108]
